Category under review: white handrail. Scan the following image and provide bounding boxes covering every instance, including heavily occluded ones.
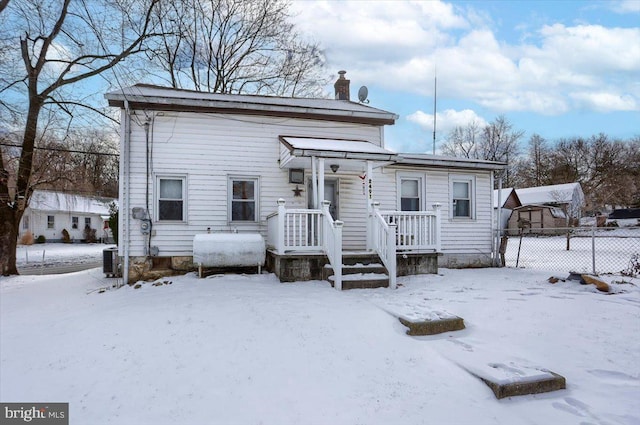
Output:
[322,200,342,290]
[371,202,396,289]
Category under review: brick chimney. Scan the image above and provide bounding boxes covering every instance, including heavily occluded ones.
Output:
[334,70,350,100]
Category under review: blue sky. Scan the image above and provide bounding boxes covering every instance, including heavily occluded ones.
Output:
[291,0,640,153]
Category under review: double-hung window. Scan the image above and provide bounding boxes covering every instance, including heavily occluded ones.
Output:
[397,174,425,211]
[229,177,259,222]
[450,175,475,219]
[47,215,55,229]
[72,216,79,229]
[84,217,91,228]
[157,176,186,221]
[400,178,421,211]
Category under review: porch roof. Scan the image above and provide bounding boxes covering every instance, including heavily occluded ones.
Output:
[279,136,398,170]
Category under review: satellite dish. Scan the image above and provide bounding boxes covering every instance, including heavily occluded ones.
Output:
[358,86,369,103]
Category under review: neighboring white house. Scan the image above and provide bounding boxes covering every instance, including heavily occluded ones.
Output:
[19,190,115,243]
[106,75,505,285]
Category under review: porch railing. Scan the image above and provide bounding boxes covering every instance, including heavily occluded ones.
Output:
[370,202,397,289]
[267,199,342,290]
[380,203,441,251]
[267,199,323,252]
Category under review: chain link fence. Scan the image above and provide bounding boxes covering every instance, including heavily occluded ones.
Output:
[501,226,640,275]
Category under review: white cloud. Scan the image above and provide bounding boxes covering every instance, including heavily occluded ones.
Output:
[611,0,640,13]
[570,91,638,112]
[293,1,640,115]
[407,108,488,134]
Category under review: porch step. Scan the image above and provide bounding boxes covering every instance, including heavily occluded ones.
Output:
[327,272,390,290]
[322,262,386,280]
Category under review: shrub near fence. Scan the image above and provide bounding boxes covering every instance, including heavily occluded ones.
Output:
[502,226,640,275]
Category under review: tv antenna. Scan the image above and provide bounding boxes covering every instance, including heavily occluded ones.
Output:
[358,86,369,104]
[432,68,437,155]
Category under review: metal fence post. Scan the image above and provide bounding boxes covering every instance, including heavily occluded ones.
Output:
[591,224,596,275]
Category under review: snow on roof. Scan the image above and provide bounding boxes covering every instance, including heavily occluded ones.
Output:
[516,183,582,205]
[105,84,398,124]
[28,190,115,215]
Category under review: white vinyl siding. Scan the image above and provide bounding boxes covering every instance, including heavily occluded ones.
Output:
[121,109,495,264]
[123,112,383,256]
[376,166,493,267]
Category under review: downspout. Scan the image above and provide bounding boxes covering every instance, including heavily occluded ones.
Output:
[122,101,131,285]
[144,118,152,256]
[495,174,503,266]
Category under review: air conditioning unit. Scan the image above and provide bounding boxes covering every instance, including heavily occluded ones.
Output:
[103,246,120,277]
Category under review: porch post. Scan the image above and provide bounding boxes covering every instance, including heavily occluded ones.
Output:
[277,198,286,254]
[432,203,442,252]
[333,220,343,291]
[366,160,374,250]
[318,158,325,207]
[311,156,318,209]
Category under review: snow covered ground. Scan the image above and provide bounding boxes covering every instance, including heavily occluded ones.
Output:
[1,260,639,424]
[16,243,112,269]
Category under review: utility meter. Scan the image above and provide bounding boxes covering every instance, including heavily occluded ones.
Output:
[140,220,151,234]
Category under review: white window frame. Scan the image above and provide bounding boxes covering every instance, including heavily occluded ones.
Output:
[72,216,78,229]
[396,173,426,211]
[228,176,260,223]
[22,215,30,230]
[155,175,187,222]
[47,215,55,229]
[84,217,92,228]
[449,174,475,219]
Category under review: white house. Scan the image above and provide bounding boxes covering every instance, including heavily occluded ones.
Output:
[106,74,505,287]
[19,190,115,243]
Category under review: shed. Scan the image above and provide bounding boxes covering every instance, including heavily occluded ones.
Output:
[516,182,584,219]
[507,204,567,235]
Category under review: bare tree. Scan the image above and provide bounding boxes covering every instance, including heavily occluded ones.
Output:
[511,134,551,188]
[441,116,523,187]
[0,0,161,275]
[147,0,327,97]
[440,121,482,159]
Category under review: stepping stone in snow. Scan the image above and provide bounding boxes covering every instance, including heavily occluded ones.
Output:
[463,361,566,399]
[398,311,465,336]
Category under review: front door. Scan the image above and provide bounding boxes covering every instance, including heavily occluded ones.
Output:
[308,179,339,220]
